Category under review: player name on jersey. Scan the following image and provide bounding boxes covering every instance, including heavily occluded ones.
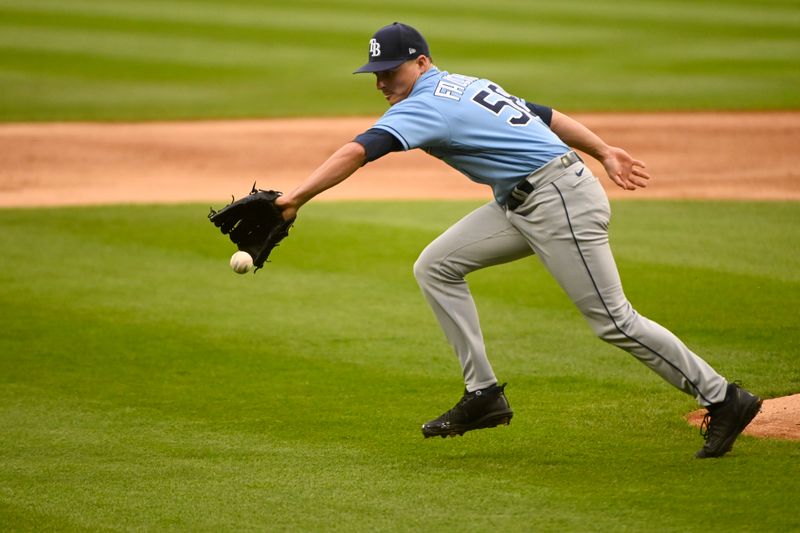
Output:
[434,73,479,101]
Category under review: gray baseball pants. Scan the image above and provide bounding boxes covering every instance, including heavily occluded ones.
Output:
[413,153,728,406]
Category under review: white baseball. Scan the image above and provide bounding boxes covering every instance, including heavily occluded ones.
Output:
[230,251,254,274]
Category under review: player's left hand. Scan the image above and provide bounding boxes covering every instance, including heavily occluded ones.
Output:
[208,184,295,271]
[274,194,298,221]
[601,146,651,190]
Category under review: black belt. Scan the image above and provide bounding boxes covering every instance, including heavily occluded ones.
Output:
[506,151,582,211]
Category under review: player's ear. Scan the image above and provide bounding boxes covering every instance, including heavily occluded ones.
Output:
[416,55,432,70]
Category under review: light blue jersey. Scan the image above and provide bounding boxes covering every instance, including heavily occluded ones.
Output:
[372,66,569,204]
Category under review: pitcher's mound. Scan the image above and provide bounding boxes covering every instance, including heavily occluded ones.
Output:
[687,394,800,440]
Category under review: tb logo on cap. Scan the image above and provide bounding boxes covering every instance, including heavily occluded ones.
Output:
[369,38,381,57]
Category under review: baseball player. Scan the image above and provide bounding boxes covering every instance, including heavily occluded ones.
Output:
[274,22,762,458]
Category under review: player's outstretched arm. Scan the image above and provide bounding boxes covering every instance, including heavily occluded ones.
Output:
[549,110,651,191]
[275,142,367,220]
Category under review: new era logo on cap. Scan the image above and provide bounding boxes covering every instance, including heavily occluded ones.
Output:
[354,22,430,74]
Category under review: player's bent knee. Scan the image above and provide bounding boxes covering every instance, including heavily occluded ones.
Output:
[414,249,461,286]
[413,252,437,285]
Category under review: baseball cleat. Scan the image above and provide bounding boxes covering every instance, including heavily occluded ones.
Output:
[421,382,513,439]
[695,382,762,459]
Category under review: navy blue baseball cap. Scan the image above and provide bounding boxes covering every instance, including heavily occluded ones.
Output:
[354,22,430,74]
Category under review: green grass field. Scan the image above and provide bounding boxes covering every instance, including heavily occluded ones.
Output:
[1,201,799,531]
[2,0,799,530]
[1,0,799,121]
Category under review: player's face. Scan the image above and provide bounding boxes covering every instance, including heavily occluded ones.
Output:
[374,58,427,105]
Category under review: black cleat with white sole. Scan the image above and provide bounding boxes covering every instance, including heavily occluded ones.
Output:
[422,383,513,438]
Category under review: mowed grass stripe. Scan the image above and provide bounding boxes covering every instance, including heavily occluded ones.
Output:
[1,0,798,120]
[5,0,797,55]
[0,0,391,35]
[1,201,797,388]
[0,25,347,71]
[0,386,693,531]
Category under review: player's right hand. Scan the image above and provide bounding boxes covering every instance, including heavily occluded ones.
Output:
[602,146,651,190]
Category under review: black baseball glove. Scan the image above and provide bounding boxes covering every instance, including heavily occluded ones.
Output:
[208,184,295,271]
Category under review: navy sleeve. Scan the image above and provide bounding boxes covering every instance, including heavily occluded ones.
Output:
[353,128,404,162]
[524,102,553,126]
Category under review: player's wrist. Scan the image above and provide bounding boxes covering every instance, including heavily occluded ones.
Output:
[593,144,616,163]
[276,193,301,213]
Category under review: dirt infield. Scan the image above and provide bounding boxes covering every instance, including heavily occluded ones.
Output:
[0,111,798,207]
[687,394,800,441]
[0,111,797,439]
